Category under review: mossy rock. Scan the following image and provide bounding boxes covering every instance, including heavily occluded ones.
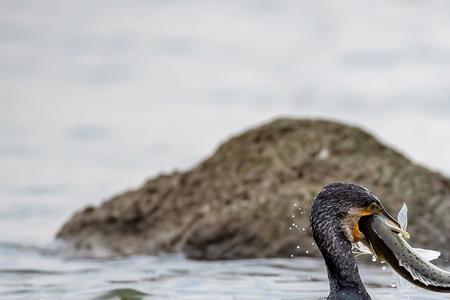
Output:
[57,118,450,262]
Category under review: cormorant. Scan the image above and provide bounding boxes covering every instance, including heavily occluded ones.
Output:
[310,182,399,300]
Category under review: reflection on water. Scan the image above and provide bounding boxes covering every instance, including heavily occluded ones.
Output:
[95,289,149,300]
[1,243,450,300]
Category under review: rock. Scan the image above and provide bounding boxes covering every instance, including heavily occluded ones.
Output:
[57,118,450,262]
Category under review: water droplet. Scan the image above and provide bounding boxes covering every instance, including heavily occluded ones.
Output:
[307,275,311,280]
[382,266,387,271]
[296,245,300,249]
[290,254,294,258]
[390,282,396,288]
[372,256,377,262]
[306,250,309,254]
[302,227,306,231]
[294,203,298,207]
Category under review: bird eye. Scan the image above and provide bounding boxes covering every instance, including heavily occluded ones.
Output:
[368,202,379,211]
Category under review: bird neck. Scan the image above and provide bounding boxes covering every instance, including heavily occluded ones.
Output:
[314,219,369,297]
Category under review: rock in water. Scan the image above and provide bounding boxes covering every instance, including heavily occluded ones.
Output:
[57,118,450,261]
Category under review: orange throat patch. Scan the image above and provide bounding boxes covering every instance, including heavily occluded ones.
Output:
[352,222,364,242]
[344,206,375,243]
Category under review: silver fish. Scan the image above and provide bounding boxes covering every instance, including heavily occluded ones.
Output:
[359,213,450,293]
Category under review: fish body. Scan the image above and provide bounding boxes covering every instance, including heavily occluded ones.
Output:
[359,214,450,293]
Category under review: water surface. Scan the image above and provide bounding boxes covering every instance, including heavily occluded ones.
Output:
[2,243,450,300]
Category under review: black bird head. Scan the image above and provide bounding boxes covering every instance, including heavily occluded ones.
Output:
[310,182,400,299]
[310,182,399,243]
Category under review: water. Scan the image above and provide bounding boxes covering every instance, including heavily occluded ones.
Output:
[2,0,450,299]
[2,245,449,300]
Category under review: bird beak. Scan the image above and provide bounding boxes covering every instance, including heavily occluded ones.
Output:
[360,204,397,225]
[354,203,409,242]
[379,205,400,227]
[376,204,410,239]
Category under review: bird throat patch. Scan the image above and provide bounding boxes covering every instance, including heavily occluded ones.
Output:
[352,222,363,242]
[343,208,365,242]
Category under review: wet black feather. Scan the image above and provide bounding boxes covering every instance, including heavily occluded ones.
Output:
[310,183,381,300]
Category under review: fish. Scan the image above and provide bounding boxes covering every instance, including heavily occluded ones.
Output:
[359,210,450,293]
